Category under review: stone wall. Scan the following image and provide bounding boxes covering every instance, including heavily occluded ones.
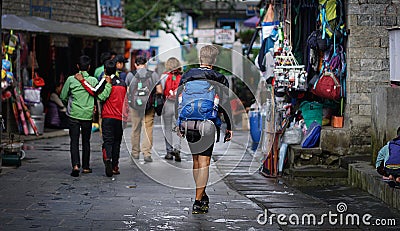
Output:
[347,0,399,155]
[2,0,118,25]
[371,87,400,163]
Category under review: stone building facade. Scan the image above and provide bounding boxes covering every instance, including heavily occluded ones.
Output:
[4,0,99,25]
[346,0,399,157]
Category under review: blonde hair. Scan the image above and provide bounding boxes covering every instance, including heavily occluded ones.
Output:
[200,45,219,66]
[165,57,182,72]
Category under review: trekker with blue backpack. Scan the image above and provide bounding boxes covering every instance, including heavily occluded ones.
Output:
[376,126,400,187]
[176,45,233,214]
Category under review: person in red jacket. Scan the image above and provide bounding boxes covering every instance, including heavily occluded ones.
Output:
[75,59,129,177]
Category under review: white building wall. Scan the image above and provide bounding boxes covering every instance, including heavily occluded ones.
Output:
[149,12,193,64]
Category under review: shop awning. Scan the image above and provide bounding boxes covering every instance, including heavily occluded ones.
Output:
[2,14,149,41]
[243,16,260,28]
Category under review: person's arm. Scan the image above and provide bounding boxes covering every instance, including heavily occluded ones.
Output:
[216,73,233,138]
[376,144,389,169]
[50,93,64,108]
[59,78,70,105]
[152,72,163,94]
[75,73,110,96]
[97,76,112,102]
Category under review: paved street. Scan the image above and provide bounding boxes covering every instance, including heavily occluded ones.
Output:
[0,120,399,230]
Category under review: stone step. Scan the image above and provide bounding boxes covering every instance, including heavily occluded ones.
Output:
[348,161,400,211]
[283,166,348,187]
[286,166,348,178]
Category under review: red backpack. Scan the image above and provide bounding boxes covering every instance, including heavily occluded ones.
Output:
[163,71,181,100]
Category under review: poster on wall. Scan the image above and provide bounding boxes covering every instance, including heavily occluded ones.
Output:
[97,0,123,28]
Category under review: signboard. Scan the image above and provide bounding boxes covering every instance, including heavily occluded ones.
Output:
[30,0,52,18]
[97,0,123,28]
[214,29,235,44]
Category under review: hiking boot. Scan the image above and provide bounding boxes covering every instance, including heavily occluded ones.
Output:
[201,194,209,210]
[105,160,113,177]
[144,156,153,162]
[165,152,174,160]
[192,200,208,214]
[112,166,120,175]
[173,149,181,162]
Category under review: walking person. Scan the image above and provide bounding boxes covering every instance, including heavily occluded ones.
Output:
[126,56,162,162]
[60,55,99,177]
[160,57,182,161]
[176,45,233,214]
[75,60,128,177]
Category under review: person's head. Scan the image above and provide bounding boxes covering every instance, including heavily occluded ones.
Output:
[135,56,147,68]
[165,57,182,73]
[199,45,219,66]
[100,52,112,65]
[104,60,116,76]
[397,127,400,136]
[113,54,127,70]
[77,55,91,72]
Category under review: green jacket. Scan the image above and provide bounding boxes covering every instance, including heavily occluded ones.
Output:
[60,71,99,121]
[94,65,104,80]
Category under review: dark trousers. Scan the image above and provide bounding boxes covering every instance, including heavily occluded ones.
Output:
[102,118,123,167]
[69,117,92,169]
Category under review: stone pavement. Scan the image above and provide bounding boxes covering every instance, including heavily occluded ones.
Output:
[0,121,399,230]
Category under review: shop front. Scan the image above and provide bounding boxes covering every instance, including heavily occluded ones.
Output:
[248,0,348,178]
[1,14,148,135]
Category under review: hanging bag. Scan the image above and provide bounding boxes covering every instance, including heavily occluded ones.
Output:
[311,71,341,100]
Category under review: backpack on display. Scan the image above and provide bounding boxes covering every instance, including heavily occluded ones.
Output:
[311,71,341,100]
[163,72,181,100]
[301,121,321,148]
[128,70,155,113]
[177,79,221,129]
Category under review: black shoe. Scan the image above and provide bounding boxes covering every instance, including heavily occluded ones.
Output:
[192,200,208,214]
[165,152,174,160]
[173,150,181,162]
[105,160,113,177]
[70,169,79,177]
[201,194,209,210]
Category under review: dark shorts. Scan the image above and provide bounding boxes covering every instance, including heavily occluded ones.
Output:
[186,130,214,156]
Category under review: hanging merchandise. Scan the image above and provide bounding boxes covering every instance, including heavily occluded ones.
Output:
[274,44,308,91]
[311,71,341,100]
[4,30,19,56]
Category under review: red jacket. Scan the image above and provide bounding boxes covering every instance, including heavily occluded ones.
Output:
[79,75,129,121]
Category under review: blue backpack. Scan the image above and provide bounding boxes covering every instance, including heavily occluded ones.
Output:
[385,138,400,170]
[177,80,221,128]
[301,121,321,148]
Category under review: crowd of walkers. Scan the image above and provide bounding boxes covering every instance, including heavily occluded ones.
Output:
[59,45,232,214]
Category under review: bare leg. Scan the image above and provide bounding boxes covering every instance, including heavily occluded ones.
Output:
[193,155,211,201]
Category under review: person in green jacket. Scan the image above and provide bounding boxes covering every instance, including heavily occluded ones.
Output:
[60,55,111,177]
